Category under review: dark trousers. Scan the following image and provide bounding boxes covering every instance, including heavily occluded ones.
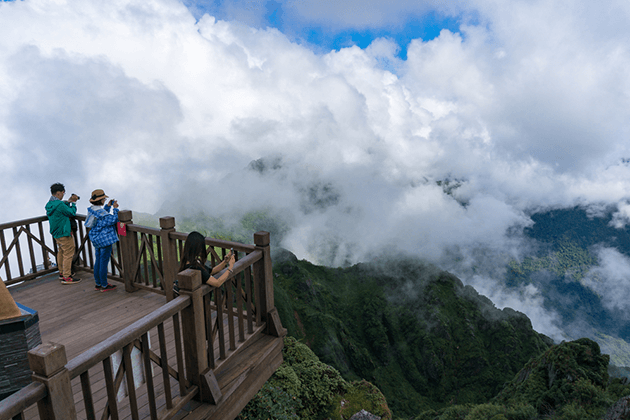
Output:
[94,245,112,287]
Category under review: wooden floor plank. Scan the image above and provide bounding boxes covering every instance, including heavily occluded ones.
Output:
[6,270,284,420]
[8,271,167,359]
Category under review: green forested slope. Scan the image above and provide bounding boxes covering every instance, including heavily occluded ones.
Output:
[262,251,630,419]
[145,204,630,418]
[508,206,630,365]
[271,250,553,417]
[417,338,630,420]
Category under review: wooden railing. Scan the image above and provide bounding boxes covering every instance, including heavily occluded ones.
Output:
[66,295,194,420]
[0,211,258,302]
[0,216,61,286]
[0,214,121,287]
[117,211,261,302]
[0,214,284,420]
[0,295,193,420]
[0,382,46,420]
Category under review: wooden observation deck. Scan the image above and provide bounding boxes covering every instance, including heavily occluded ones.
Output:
[0,212,286,420]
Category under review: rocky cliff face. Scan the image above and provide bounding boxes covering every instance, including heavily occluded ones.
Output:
[272,250,553,417]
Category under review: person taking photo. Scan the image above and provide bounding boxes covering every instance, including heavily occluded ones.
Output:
[85,189,119,292]
[46,182,81,284]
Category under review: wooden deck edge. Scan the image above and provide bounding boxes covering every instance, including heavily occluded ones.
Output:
[208,321,268,376]
[186,334,284,420]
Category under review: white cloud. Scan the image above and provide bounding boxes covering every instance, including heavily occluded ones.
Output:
[610,201,630,229]
[3,0,630,341]
[584,247,630,316]
[467,277,566,342]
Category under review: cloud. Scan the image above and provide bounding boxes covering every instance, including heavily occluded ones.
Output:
[467,277,566,342]
[2,0,630,341]
[584,247,630,316]
[1,43,183,217]
[609,200,630,229]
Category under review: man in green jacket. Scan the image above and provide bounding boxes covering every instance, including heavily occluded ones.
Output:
[45,183,81,284]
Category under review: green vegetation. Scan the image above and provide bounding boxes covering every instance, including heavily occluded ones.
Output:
[270,252,552,417]
[595,333,630,367]
[241,253,630,419]
[416,403,537,420]
[237,337,391,420]
[151,204,630,418]
[331,380,391,420]
[506,206,630,364]
[237,384,301,420]
[492,338,630,419]
[507,240,596,283]
[413,339,630,419]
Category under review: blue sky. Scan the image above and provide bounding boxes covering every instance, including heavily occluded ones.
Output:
[300,12,462,60]
[182,0,462,59]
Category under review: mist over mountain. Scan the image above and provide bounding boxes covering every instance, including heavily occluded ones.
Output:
[238,248,630,419]
[152,155,630,363]
[269,249,554,417]
[3,0,630,352]
[507,206,630,364]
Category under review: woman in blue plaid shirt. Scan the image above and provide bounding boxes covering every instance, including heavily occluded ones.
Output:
[85,189,119,292]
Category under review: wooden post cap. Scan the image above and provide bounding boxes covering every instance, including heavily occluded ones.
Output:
[177,269,202,291]
[254,231,270,247]
[159,216,176,230]
[28,342,68,377]
[118,210,133,223]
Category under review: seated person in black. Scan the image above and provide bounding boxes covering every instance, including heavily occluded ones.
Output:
[174,231,235,295]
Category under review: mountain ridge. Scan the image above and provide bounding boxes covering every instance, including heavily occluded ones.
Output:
[271,248,553,416]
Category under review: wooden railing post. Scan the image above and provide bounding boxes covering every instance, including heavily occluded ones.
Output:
[253,231,286,337]
[178,269,208,395]
[160,217,177,302]
[253,232,273,318]
[28,342,76,420]
[118,210,137,293]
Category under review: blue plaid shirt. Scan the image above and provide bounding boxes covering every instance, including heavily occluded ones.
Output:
[87,205,119,248]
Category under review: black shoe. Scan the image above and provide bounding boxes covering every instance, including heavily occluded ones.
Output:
[61,276,81,284]
[101,284,117,292]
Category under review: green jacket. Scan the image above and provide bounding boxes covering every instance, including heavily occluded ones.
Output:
[45,197,77,239]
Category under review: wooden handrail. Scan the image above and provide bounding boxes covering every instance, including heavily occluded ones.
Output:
[1,213,261,292]
[0,216,48,230]
[67,295,191,378]
[0,382,47,419]
[1,216,55,285]
[0,213,94,286]
[0,214,87,229]
[206,250,262,288]
[1,215,283,420]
